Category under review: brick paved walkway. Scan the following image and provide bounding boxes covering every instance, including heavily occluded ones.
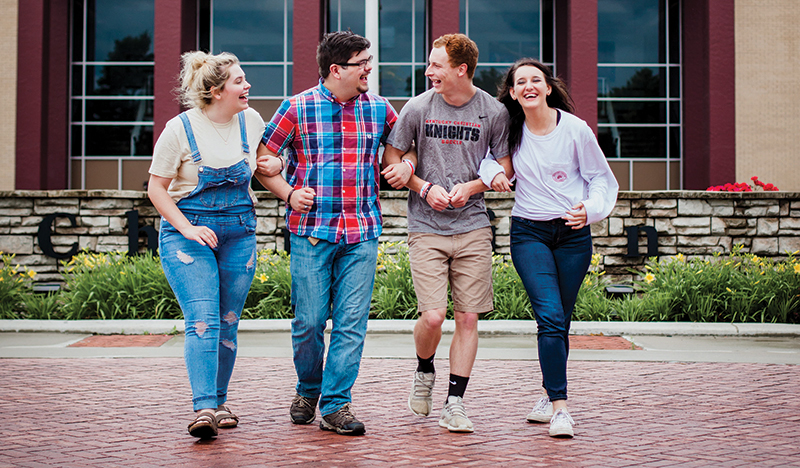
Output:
[1,358,798,467]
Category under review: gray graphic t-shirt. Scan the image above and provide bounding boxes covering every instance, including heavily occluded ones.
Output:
[387,88,509,235]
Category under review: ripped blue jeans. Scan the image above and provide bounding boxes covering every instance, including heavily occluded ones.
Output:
[159,212,257,410]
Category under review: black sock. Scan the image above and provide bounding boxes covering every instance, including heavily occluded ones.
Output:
[447,374,470,401]
[416,354,435,373]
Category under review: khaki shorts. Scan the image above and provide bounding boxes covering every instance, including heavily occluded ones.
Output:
[407,227,494,313]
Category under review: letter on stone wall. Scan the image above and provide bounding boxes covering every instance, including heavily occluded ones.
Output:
[624,226,659,257]
[126,210,158,255]
[37,213,80,260]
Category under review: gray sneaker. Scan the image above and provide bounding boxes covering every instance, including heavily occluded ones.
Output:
[290,394,319,424]
[438,395,474,433]
[549,408,575,438]
[320,403,366,436]
[408,371,436,416]
[526,395,554,423]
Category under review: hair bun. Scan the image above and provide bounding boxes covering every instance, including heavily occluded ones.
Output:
[177,51,240,110]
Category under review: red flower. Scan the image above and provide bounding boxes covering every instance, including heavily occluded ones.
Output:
[706,178,777,192]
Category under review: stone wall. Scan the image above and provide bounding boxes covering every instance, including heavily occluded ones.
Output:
[0,190,798,283]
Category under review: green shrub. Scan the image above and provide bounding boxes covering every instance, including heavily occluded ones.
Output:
[371,242,417,319]
[59,251,181,320]
[0,252,37,319]
[573,253,614,321]
[5,243,799,323]
[243,250,293,319]
[483,255,533,320]
[631,247,800,323]
[21,292,64,320]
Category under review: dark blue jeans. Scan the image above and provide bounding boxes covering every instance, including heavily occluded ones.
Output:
[510,217,593,401]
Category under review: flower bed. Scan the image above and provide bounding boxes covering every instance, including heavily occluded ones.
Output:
[2,244,798,324]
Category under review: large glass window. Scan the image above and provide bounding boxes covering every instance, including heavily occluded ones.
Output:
[70,0,155,190]
[460,0,554,96]
[597,0,681,189]
[200,0,293,99]
[327,0,426,99]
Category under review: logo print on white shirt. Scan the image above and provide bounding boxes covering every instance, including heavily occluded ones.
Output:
[552,171,567,183]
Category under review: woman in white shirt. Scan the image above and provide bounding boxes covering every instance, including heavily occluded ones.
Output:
[484,59,618,438]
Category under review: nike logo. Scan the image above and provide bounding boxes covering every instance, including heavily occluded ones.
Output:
[478,115,488,119]
[449,380,457,385]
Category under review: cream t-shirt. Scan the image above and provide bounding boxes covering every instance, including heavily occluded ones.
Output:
[149,107,266,203]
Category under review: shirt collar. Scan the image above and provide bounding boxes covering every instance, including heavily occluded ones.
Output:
[318,78,362,105]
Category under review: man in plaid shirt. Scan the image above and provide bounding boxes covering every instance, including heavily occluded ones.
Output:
[256,31,413,436]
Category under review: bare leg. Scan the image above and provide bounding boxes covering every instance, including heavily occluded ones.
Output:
[552,400,568,412]
[448,311,478,377]
[414,308,446,358]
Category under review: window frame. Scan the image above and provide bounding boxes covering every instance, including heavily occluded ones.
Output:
[69,0,156,190]
[596,0,682,190]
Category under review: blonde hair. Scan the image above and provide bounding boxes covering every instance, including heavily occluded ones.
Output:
[178,51,240,109]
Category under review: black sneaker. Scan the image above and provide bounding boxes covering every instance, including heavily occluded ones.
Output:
[290,394,319,424]
[319,403,366,435]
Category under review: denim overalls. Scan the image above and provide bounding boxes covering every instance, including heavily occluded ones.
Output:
[159,111,257,411]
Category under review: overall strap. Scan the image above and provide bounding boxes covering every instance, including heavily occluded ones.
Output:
[178,112,203,163]
[238,111,250,154]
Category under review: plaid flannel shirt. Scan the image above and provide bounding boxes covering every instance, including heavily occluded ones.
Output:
[262,80,398,244]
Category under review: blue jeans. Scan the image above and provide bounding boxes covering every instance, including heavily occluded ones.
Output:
[510,217,592,401]
[289,234,378,416]
[159,213,257,411]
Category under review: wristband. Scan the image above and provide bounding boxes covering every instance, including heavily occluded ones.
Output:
[402,159,415,173]
[286,189,296,206]
[279,156,285,172]
[420,182,433,200]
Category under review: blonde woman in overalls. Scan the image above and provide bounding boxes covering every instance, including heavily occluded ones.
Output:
[148,51,265,439]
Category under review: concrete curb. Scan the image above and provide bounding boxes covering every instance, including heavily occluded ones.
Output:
[1,319,799,337]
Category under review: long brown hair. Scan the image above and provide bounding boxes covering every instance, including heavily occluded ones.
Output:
[497,59,574,156]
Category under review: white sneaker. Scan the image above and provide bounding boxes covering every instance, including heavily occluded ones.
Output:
[526,395,554,423]
[439,396,474,433]
[408,371,435,417]
[549,408,575,438]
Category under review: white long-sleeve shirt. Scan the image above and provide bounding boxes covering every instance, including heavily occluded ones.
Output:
[480,111,618,225]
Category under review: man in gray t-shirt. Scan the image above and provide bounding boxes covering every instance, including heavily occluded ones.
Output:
[382,33,509,434]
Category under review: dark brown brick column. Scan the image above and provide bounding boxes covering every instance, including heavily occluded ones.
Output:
[556,0,598,130]
[153,0,197,138]
[292,0,324,93]
[683,0,736,189]
[15,0,70,189]
[429,0,460,46]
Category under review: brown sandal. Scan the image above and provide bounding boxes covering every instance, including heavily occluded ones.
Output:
[215,405,239,429]
[188,409,218,439]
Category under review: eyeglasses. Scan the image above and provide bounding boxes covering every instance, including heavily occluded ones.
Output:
[336,55,373,69]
